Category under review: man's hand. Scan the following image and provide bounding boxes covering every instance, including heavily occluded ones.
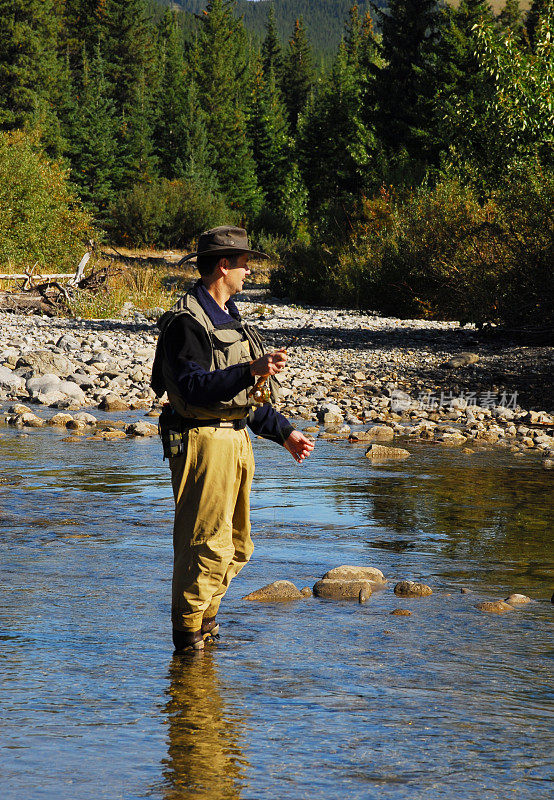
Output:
[284,430,315,463]
[250,348,287,377]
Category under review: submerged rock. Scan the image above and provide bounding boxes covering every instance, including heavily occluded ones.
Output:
[394,580,433,597]
[390,608,412,616]
[475,601,515,613]
[300,587,312,597]
[242,580,303,601]
[365,444,410,460]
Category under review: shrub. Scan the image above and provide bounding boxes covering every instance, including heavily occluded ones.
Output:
[0,131,94,273]
[271,170,554,326]
[109,178,235,247]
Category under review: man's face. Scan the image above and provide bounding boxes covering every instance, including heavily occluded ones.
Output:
[223,253,250,295]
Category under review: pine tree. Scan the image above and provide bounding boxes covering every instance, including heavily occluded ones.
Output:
[281,17,314,134]
[248,55,291,216]
[153,9,189,179]
[261,4,283,85]
[297,24,376,221]
[0,0,65,155]
[372,0,444,165]
[435,0,495,161]
[181,81,219,192]
[101,0,158,188]
[191,0,261,217]
[69,44,117,215]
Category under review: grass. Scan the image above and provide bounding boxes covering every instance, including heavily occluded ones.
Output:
[0,246,274,319]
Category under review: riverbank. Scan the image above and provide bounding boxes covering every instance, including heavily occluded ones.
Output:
[0,290,553,461]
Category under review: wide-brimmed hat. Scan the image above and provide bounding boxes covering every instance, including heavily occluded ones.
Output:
[179,226,268,264]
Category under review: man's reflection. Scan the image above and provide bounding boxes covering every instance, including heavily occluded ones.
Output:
[162,650,247,799]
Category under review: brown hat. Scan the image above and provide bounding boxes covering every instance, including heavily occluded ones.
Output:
[179,226,269,264]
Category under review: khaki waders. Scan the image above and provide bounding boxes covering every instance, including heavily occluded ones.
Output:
[170,425,255,632]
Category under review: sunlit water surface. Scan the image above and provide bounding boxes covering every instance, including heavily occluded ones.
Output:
[1,422,552,800]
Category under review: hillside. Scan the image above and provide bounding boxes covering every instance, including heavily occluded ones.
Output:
[162,0,380,59]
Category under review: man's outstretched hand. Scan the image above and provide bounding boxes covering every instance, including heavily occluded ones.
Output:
[284,430,315,463]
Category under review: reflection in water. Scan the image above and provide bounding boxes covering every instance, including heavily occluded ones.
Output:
[161,652,248,800]
[331,449,554,590]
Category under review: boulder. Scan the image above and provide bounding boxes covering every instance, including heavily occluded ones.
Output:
[322,565,386,587]
[17,350,75,376]
[73,412,97,425]
[19,412,44,428]
[504,593,531,605]
[242,580,303,601]
[98,393,129,412]
[394,580,433,597]
[475,601,514,613]
[366,444,410,460]
[56,334,82,351]
[58,380,86,404]
[437,432,467,446]
[125,421,158,437]
[445,352,479,368]
[47,413,74,427]
[316,403,343,424]
[356,425,395,442]
[390,608,412,616]
[300,587,312,597]
[0,365,25,392]
[390,390,412,413]
[313,578,374,600]
[26,373,61,397]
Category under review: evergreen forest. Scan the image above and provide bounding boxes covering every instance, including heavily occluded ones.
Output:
[0,0,552,326]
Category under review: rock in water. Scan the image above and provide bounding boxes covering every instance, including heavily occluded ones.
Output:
[98,394,129,412]
[242,580,303,601]
[390,609,412,616]
[313,579,374,600]
[504,594,531,605]
[476,601,515,613]
[125,421,158,437]
[394,580,433,597]
[361,425,395,442]
[365,444,410,460]
[322,565,386,588]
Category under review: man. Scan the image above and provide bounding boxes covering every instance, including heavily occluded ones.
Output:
[151,226,314,652]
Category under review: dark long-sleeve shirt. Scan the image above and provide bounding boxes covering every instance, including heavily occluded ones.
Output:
[163,282,293,444]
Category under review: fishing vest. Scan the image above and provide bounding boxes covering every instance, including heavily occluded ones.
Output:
[153,290,279,421]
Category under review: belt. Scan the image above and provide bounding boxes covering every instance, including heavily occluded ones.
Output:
[180,418,247,430]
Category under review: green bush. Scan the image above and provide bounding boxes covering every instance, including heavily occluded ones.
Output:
[0,131,94,272]
[109,178,235,247]
[271,170,554,326]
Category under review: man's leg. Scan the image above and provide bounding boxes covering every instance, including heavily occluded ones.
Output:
[170,427,249,640]
[203,430,255,621]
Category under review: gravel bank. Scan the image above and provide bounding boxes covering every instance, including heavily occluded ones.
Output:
[1,291,553,459]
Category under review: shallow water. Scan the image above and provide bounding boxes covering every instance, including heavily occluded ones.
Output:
[1,423,553,800]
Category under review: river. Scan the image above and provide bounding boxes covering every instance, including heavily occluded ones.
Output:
[1,423,552,799]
